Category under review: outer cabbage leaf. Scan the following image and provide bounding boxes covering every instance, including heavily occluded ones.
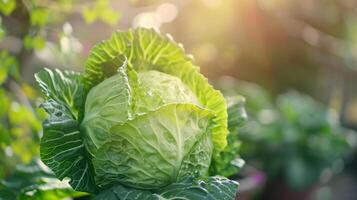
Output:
[82,28,228,153]
[0,160,87,200]
[35,68,85,119]
[40,100,96,193]
[92,104,213,189]
[35,69,96,193]
[93,176,238,200]
[210,96,247,177]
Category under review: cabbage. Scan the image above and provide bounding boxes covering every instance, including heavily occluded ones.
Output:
[35,28,240,199]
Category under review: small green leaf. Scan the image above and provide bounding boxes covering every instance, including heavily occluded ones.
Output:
[24,35,46,50]
[82,7,97,24]
[30,8,50,27]
[0,0,16,16]
[35,68,85,119]
[81,0,120,26]
[0,51,18,84]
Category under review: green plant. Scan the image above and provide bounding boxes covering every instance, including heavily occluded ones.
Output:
[219,79,354,190]
[34,28,244,199]
[0,160,86,200]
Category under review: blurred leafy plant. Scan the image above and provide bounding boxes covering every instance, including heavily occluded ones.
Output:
[0,160,86,199]
[0,49,42,179]
[0,51,19,84]
[219,79,355,190]
[82,0,121,26]
[0,0,16,16]
[129,0,162,7]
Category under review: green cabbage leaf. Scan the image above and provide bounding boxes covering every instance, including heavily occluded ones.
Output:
[94,176,238,200]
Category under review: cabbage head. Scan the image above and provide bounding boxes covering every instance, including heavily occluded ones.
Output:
[35,28,238,199]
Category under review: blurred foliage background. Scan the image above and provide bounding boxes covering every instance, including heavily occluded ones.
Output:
[1,0,357,199]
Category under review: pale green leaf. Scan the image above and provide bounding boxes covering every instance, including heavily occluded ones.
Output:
[80,67,132,156]
[134,70,199,113]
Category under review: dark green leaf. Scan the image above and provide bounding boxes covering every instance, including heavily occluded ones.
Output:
[40,99,96,193]
[36,68,95,192]
[0,160,86,200]
[94,176,239,200]
[35,68,85,119]
[93,185,155,200]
